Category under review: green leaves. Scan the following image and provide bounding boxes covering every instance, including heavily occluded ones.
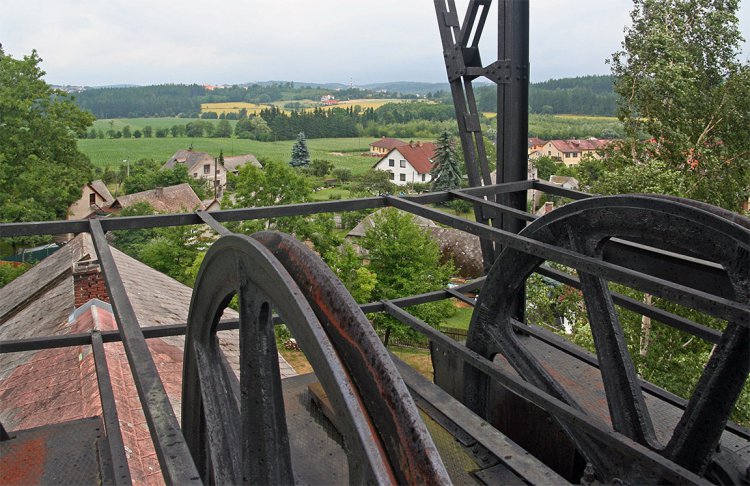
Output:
[609,0,750,211]
[430,131,462,192]
[0,48,94,223]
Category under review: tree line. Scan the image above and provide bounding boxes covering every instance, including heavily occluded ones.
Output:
[74,76,618,119]
[74,82,408,118]
[475,75,617,116]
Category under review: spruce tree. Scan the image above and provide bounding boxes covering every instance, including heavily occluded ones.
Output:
[289,131,311,168]
[430,131,462,192]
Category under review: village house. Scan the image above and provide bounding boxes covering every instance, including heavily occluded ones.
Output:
[163,149,227,191]
[108,183,205,214]
[67,180,115,220]
[533,138,609,166]
[222,153,262,175]
[528,137,546,155]
[369,137,406,156]
[373,141,436,186]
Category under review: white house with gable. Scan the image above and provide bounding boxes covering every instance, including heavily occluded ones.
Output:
[373,141,436,186]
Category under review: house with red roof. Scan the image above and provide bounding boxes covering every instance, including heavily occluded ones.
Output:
[369,137,407,156]
[373,141,436,186]
[535,138,610,167]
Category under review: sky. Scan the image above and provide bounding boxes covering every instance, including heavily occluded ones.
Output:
[1,0,749,86]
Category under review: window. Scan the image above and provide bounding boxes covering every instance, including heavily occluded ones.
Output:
[388,159,395,167]
[389,171,395,180]
[573,152,579,157]
[194,173,198,177]
[565,153,571,158]
[400,174,406,182]
[89,193,96,205]
[204,164,211,174]
[548,151,552,156]
[400,160,406,168]
[422,174,426,182]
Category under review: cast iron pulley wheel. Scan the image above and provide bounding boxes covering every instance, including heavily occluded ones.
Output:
[181,233,449,485]
[465,195,749,483]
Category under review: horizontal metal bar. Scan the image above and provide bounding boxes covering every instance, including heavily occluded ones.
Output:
[0,197,389,237]
[450,190,536,222]
[0,319,242,354]
[0,219,91,238]
[536,265,723,344]
[532,180,590,200]
[381,300,709,485]
[387,196,750,325]
[455,180,535,198]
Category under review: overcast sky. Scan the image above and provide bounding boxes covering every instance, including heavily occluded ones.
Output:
[1,0,748,86]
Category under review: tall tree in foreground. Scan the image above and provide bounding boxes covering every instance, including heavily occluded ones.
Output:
[289,131,311,168]
[605,0,750,211]
[0,48,94,230]
[430,131,462,192]
[361,208,455,344]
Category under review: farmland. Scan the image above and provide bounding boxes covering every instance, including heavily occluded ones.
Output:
[199,102,266,116]
[78,137,378,175]
[202,98,415,115]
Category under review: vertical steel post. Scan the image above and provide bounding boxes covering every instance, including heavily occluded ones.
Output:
[496,0,529,238]
[434,0,530,275]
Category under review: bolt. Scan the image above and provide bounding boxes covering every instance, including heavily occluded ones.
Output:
[582,463,596,485]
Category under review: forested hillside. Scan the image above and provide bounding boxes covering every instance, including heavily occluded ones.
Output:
[475,75,617,116]
[73,76,617,118]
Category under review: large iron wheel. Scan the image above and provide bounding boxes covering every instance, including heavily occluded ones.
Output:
[465,195,750,483]
[181,233,449,485]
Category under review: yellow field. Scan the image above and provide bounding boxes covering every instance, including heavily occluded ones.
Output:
[200,102,266,115]
[202,98,425,115]
[555,114,619,121]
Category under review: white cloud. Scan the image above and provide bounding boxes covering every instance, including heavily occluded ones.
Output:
[0,0,747,85]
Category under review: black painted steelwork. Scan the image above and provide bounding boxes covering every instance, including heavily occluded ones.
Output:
[1,2,749,483]
[446,195,749,482]
[181,233,449,485]
[91,331,132,485]
[434,0,530,272]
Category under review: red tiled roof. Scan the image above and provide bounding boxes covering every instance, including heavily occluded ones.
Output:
[0,302,183,484]
[528,137,546,147]
[370,137,406,150]
[548,139,609,153]
[388,142,436,174]
[110,183,205,214]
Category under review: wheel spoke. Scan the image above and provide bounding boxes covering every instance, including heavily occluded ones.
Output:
[666,322,750,474]
[238,289,293,485]
[577,269,659,448]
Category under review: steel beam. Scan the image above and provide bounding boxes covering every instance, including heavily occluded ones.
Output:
[88,219,200,485]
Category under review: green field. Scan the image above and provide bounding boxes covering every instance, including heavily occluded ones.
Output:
[78,137,378,176]
[90,117,226,132]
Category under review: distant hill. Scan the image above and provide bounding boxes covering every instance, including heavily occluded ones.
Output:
[72,76,617,118]
[360,82,450,95]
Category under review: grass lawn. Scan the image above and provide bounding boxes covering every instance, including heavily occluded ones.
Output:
[78,137,378,176]
[279,345,434,381]
[309,187,352,201]
[443,304,474,330]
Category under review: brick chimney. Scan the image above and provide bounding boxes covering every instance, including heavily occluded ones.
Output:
[73,260,109,308]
